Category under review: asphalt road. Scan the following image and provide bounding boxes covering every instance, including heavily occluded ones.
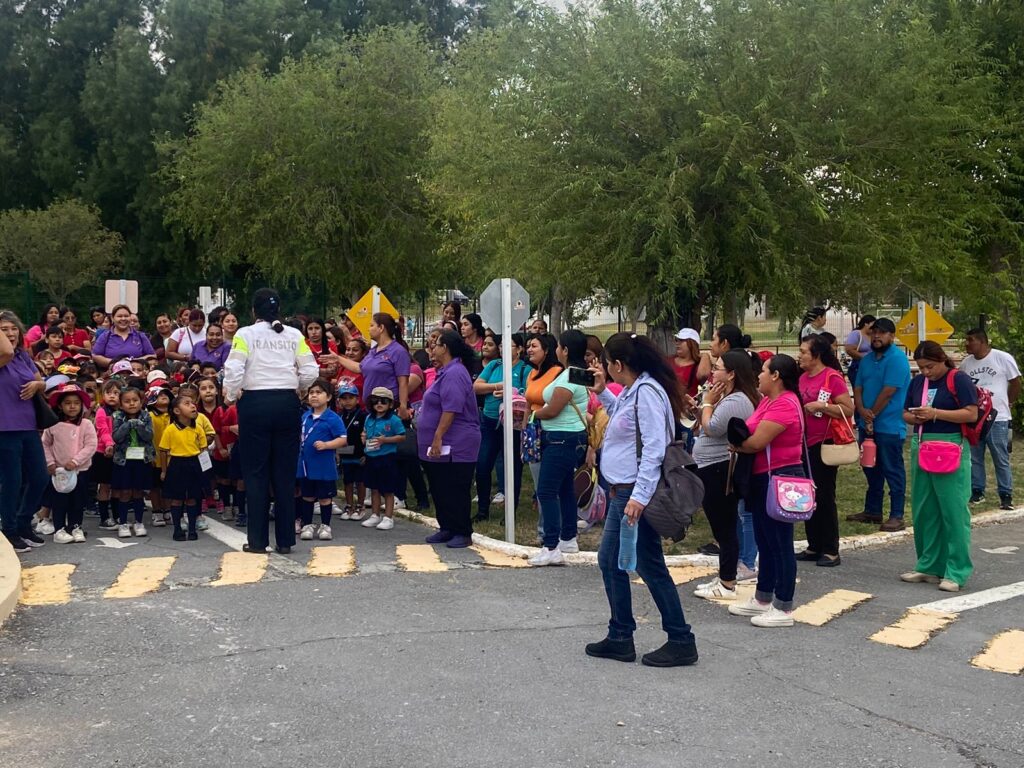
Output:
[1,516,1022,768]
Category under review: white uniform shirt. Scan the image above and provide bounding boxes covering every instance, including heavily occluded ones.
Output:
[169,326,206,358]
[223,321,318,403]
[960,349,1022,423]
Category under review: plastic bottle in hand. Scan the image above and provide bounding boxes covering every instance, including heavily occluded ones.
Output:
[860,437,877,468]
[618,514,638,571]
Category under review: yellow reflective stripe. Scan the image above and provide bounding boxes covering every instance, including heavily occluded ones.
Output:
[297,338,311,357]
[231,334,249,355]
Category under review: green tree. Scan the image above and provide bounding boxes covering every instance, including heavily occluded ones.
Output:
[164,26,441,300]
[0,199,124,306]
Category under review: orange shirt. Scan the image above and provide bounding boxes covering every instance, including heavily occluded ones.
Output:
[525,366,563,413]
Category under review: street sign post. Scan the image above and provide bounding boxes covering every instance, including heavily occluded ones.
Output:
[348,285,399,339]
[479,278,530,543]
[104,280,139,313]
[895,302,954,350]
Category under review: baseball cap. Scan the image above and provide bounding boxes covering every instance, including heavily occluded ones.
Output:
[674,328,700,343]
[871,318,896,333]
[369,386,395,401]
[110,359,134,375]
[337,381,359,397]
[147,370,168,385]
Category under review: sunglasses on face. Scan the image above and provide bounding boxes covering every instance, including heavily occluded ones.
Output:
[368,397,393,407]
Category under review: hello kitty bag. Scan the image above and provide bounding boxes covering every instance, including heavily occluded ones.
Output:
[765,399,816,523]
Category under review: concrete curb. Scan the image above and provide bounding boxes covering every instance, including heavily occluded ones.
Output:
[0,536,22,628]
[394,505,1024,567]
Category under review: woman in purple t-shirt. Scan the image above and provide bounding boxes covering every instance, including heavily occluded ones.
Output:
[329,314,411,419]
[417,330,481,549]
[0,310,49,552]
[91,304,155,370]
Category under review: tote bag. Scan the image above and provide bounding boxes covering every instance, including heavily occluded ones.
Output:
[765,399,816,523]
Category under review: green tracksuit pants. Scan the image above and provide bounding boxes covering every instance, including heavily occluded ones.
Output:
[910,434,973,586]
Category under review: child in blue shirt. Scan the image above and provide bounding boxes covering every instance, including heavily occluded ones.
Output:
[360,386,406,531]
[297,379,348,541]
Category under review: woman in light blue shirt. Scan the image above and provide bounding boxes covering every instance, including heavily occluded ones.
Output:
[586,332,698,668]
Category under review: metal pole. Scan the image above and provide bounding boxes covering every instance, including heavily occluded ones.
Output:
[501,278,515,542]
[917,300,927,349]
[371,285,381,318]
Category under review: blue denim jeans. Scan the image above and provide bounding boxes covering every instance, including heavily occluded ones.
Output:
[476,415,523,516]
[971,421,1012,498]
[0,430,49,537]
[536,430,587,549]
[747,471,798,611]
[859,430,907,519]
[736,499,757,570]
[597,485,695,644]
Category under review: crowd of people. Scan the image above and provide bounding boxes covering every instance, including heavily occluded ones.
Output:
[0,294,1019,661]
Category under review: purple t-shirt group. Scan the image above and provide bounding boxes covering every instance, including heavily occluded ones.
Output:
[91,328,155,362]
[360,342,411,401]
[0,350,39,432]
[417,359,481,463]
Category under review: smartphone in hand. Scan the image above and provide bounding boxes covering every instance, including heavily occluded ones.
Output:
[567,366,596,387]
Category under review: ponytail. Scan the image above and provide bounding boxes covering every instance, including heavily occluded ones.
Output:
[253,288,284,333]
[913,340,955,369]
[603,333,684,421]
[717,324,752,351]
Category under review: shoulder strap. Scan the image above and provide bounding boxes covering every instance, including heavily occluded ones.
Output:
[767,393,814,482]
[633,381,674,465]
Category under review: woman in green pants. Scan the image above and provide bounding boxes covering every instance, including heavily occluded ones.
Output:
[901,341,979,592]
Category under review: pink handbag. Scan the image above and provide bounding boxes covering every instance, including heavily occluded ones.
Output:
[916,378,961,474]
[765,397,816,523]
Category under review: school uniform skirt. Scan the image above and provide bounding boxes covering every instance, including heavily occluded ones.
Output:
[163,456,207,501]
[111,460,152,492]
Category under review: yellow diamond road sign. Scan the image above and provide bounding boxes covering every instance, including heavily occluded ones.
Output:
[348,286,398,339]
[895,303,953,350]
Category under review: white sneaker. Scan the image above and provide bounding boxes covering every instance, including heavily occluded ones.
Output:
[339,506,353,521]
[376,517,394,531]
[152,515,166,527]
[196,515,209,532]
[36,519,55,536]
[576,519,588,530]
[117,524,131,538]
[528,547,566,567]
[492,492,505,504]
[133,522,147,537]
[393,498,406,510]
[100,518,119,530]
[71,526,86,543]
[332,503,343,517]
[694,578,737,601]
[750,605,794,627]
[53,529,74,544]
[299,524,316,541]
[318,524,333,541]
[736,564,758,582]
[728,597,771,617]
[179,516,188,531]
[361,514,382,528]
[221,506,235,522]
[363,499,373,508]
[558,538,580,554]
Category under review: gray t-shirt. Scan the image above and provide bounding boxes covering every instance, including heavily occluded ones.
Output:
[691,391,757,468]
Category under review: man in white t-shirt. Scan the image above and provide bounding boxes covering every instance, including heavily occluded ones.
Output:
[960,329,1021,510]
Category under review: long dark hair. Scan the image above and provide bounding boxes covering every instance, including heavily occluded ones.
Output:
[373,312,400,341]
[442,300,462,325]
[721,350,760,408]
[716,324,752,350]
[253,288,284,333]
[803,334,842,372]
[436,329,477,369]
[559,329,588,369]
[604,333,685,421]
[529,333,560,376]
[463,312,485,339]
[798,306,827,343]
[36,303,59,330]
[855,314,876,331]
[305,317,330,355]
[913,340,955,369]
[767,354,801,396]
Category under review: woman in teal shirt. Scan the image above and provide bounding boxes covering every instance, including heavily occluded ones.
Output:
[472,333,530,521]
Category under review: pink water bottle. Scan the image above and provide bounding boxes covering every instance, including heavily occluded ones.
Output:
[860,437,877,468]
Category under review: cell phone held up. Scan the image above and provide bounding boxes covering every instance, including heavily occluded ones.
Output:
[567,366,596,388]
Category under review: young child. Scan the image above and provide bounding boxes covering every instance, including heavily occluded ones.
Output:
[296,379,347,541]
[42,383,97,543]
[178,382,217,531]
[94,380,120,530]
[221,403,246,528]
[359,387,406,531]
[41,325,73,367]
[147,386,173,527]
[196,377,228,519]
[111,387,155,537]
[35,349,55,376]
[335,382,367,520]
[159,395,209,541]
[129,359,147,379]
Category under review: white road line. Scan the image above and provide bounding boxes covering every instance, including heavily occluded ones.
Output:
[912,580,1024,613]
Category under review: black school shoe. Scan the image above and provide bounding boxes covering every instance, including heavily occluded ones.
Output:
[641,641,699,668]
[585,637,637,663]
[19,530,45,547]
[4,533,30,553]
[1000,495,1014,511]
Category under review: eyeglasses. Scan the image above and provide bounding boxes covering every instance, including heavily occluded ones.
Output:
[368,397,393,407]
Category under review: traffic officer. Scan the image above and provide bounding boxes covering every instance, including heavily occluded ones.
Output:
[224,288,318,554]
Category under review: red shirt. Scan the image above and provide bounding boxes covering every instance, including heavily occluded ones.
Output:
[309,339,339,378]
[200,403,228,460]
[670,358,700,398]
[220,405,238,452]
[63,328,90,350]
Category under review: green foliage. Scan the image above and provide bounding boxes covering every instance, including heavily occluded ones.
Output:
[164,27,440,299]
[0,199,124,306]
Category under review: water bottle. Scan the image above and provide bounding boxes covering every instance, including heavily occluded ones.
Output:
[618,514,638,571]
[860,437,877,468]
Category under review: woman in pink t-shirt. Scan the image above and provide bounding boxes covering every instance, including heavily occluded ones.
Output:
[728,354,806,628]
[797,336,854,567]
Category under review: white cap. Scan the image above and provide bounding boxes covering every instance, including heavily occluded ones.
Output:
[674,328,700,343]
[147,370,167,384]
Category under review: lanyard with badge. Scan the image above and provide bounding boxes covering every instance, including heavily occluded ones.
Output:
[194,426,213,472]
[338,410,357,455]
[126,416,146,461]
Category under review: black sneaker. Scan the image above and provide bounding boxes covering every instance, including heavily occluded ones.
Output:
[641,641,699,668]
[234,515,248,528]
[969,491,985,505]
[172,529,186,542]
[4,533,31,553]
[698,542,721,556]
[19,530,46,547]
[585,637,637,663]
[999,495,1014,511]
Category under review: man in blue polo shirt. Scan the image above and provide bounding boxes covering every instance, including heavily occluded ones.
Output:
[849,317,912,531]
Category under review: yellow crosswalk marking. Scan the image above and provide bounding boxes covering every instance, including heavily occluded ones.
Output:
[308,546,356,577]
[633,565,717,587]
[211,552,268,586]
[396,544,448,573]
[793,589,873,627]
[20,564,76,606]
[471,546,529,568]
[971,630,1024,675]
[104,556,177,599]
[869,608,958,649]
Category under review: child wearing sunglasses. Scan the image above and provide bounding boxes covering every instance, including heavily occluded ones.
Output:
[359,387,406,530]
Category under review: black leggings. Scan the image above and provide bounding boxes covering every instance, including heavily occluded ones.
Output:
[805,443,839,556]
[696,460,739,582]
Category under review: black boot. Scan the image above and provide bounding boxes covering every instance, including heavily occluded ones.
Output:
[585,637,636,663]
[641,641,698,668]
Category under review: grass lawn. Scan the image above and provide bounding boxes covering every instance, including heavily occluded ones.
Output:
[413,436,1023,555]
